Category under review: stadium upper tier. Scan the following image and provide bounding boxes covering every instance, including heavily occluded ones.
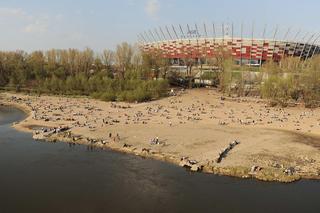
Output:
[139,25,320,64]
[141,37,320,64]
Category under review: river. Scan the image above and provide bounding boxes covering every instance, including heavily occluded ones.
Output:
[0,106,320,213]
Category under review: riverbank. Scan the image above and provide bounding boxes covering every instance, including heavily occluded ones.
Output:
[1,89,320,183]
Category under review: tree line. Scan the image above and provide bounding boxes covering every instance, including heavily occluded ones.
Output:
[0,42,170,102]
[2,41,320,106]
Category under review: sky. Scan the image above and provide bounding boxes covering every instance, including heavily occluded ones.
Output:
[0,0,319,52]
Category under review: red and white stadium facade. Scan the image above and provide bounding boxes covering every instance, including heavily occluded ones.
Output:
[139,24,320,65]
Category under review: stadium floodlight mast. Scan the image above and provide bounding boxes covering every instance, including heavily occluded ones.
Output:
[137,34,142,44]
[148,30,157,43]
[212,22,216,38]
[230,22,234,57]
[172,25,179,40]
[311,34,320,58]
[148,30,156,43]
[143,31,152,43]
[170,25,179,64]
[141,32,147,43]
[249,21,255,66]
[194,23,200,39]
[231,22,234,42]
[194,24,199,37]
[212,22,216,54]
[281,27,291,59]
[140,34,148,44]
[306,33,320,58]
[295,32,309,57]
[194,24,199,52]
[204,23,208,37]
[178,24,186,65]
[159,26,167,41]
[271,25,279,61]
[158,26,169,57]
[240,22,243,66]
[222,22,225,47]
[203,23,208,60]
[149,30,160,49]
[195,23,200,38]
[303,33,320,66]
[138,33,146,44]
[187,24,191,38]
[185,24,192,59]
[283,28,291,41]
[179,24,186,39]
[154,28,162,42]
[291,29,302,57]
[259,24,267,67]
[137,34,143,45]
[299,33,315,60]
[165,26,173,40]
[291,29,301,42]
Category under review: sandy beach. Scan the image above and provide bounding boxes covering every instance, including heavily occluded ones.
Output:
[1,89,320,182]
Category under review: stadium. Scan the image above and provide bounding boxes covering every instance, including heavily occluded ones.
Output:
[138,23,320,66]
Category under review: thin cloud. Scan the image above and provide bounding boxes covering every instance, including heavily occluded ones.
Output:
[0,7,33,21]
[145,0,160,19]
[55,14,64,21]
[0,7,60,35]
[0,7,26,17]
[0,7,41,33]
[24,20,48,34]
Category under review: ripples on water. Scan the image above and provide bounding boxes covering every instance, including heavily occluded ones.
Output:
[0,106,320,213]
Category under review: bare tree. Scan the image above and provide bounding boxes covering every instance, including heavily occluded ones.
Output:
[115,42,134,79]
[101,49,114,67]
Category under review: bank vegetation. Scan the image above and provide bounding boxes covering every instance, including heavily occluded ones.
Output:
[196,50,320,108]
[0,42,169,102]
[1,42,320,106]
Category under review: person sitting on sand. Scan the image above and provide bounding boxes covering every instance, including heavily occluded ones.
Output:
[150,137,159,145]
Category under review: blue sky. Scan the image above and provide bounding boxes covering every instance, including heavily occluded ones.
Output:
[0,0,319,51]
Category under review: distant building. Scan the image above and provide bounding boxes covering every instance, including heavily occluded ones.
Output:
[139,23,320,66]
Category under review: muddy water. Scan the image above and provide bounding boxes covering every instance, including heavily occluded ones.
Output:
[0,106,320,213]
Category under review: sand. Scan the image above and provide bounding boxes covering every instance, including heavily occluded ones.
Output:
[1,89,320,182]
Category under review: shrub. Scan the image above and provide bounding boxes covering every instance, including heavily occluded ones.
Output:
[261,74,295,106]
[100,91,117,102]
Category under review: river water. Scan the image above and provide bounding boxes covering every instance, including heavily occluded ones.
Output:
[0,106,320,213]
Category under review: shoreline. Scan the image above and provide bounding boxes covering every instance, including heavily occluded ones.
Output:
[2,90,320,183]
